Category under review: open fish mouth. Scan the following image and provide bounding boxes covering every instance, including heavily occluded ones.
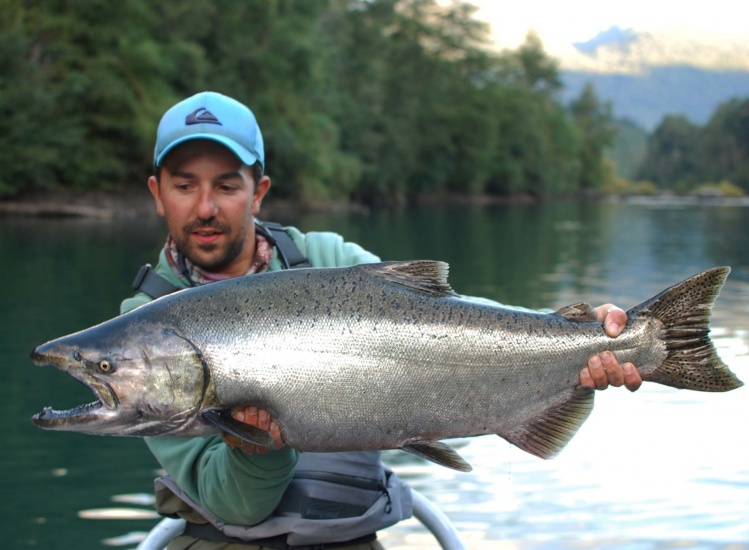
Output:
[31,352,119,428]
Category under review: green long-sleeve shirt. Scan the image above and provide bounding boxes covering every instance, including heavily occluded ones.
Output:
[120,226,380,525]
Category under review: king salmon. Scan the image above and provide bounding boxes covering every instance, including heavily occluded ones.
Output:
[31,261,742,471]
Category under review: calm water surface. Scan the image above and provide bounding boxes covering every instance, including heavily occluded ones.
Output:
[2,198,748,549]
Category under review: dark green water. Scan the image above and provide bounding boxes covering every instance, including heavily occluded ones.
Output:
[3,198,749,549]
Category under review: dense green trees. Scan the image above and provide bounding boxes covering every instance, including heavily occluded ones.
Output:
[1,0,614,203]
[701,98,749,190]
[570,83,615,191]
[637,116,702,192]
[638,97,749,193]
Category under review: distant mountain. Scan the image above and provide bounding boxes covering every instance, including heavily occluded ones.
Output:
[572,26,639,57]
[560,65,749,131]
[554,25,749,131]
[560,25,749,73]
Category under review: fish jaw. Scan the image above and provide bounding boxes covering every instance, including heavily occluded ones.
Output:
[30,316,211,437]
[31,338,127,431]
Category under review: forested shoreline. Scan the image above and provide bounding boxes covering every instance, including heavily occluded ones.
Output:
[636,98,749,195]
[1,0,747,207]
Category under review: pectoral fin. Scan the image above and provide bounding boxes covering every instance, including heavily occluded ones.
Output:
[201,409,275,447]
[498,385,595,459]
[401,440,472,472]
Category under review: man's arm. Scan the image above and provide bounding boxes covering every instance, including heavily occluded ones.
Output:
[145,436,297,525]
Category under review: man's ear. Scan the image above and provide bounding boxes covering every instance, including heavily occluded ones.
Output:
[252,175,271,216]
[147,175,165,217]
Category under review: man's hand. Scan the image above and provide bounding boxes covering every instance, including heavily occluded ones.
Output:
[221,406,285,455]
[578,304,642,392]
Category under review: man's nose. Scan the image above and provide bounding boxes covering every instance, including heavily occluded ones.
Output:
[196,188,218,219]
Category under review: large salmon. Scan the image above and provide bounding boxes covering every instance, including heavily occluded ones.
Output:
[31,261,742,471]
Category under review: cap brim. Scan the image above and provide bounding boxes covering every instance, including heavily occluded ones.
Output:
[155,134,259,168]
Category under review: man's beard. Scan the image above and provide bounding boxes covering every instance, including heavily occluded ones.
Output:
[177,219,247,272]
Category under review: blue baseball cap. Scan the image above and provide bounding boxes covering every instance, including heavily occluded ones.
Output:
[154,91,264,170]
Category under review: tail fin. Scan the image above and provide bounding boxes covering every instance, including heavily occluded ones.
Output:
[629,267,743,392]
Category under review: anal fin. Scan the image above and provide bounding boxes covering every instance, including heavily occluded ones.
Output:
[201,409,275,447]
[499,385,595,459]
[401,440,472,472]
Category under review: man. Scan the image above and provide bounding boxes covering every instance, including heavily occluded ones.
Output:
[122,91,642,549]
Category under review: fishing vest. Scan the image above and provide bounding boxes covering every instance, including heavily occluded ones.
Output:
[155,452,412,546]
[131,220,413,544]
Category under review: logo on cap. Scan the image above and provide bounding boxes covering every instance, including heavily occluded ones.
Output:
[185,108,222,126]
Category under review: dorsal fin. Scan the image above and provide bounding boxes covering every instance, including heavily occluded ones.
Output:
[368,260,456,297]
[555,303,598,322]
[497,385,595,459]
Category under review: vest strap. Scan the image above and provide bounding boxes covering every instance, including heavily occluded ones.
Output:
[257,221,311,269]
[131,264,180,299]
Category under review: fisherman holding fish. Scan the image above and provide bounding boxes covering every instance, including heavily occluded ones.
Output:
[112,92,644,549]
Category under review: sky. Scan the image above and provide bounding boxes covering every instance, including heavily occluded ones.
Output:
[468,0,749,71]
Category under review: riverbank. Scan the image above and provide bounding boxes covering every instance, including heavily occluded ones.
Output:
[0,189,538,220]
[4,189,747,220]
[0,190,373,219]
[0,190,155,219]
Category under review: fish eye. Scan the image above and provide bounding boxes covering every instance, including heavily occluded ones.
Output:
[73,351,82,361]
[98,360,112,373]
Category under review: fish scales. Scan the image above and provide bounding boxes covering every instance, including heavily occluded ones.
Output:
[31,261,743,470]
[160,265,661,450]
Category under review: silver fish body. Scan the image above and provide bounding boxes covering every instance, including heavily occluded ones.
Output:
[31,261,743,470]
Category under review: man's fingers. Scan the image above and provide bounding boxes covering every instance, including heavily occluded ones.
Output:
[601,352,624,386]
[240,406,258,425]
[243,442,266,454]
[258,410,270,431]
[222,431,269,454]
[602,306,627,338]
[579,367,595,389]
[581,353,643,393]
[622,362,642,392]
[269,421,284,449]
[224,405,284,455]
[222,433,242,448]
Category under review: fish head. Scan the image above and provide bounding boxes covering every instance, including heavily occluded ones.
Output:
[31,314,209,437]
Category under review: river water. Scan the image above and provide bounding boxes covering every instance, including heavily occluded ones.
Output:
[2,198,748,549]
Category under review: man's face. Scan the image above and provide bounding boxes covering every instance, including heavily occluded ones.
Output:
[147,141,271,278]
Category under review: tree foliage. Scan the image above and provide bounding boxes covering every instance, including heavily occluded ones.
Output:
[638,97,749,193]
[569,83,616,190]
[637,115,702,191]
[700,98,749,190]
[0,0,613,203]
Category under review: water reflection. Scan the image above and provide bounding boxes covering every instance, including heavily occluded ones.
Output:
[3,199,748,549]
